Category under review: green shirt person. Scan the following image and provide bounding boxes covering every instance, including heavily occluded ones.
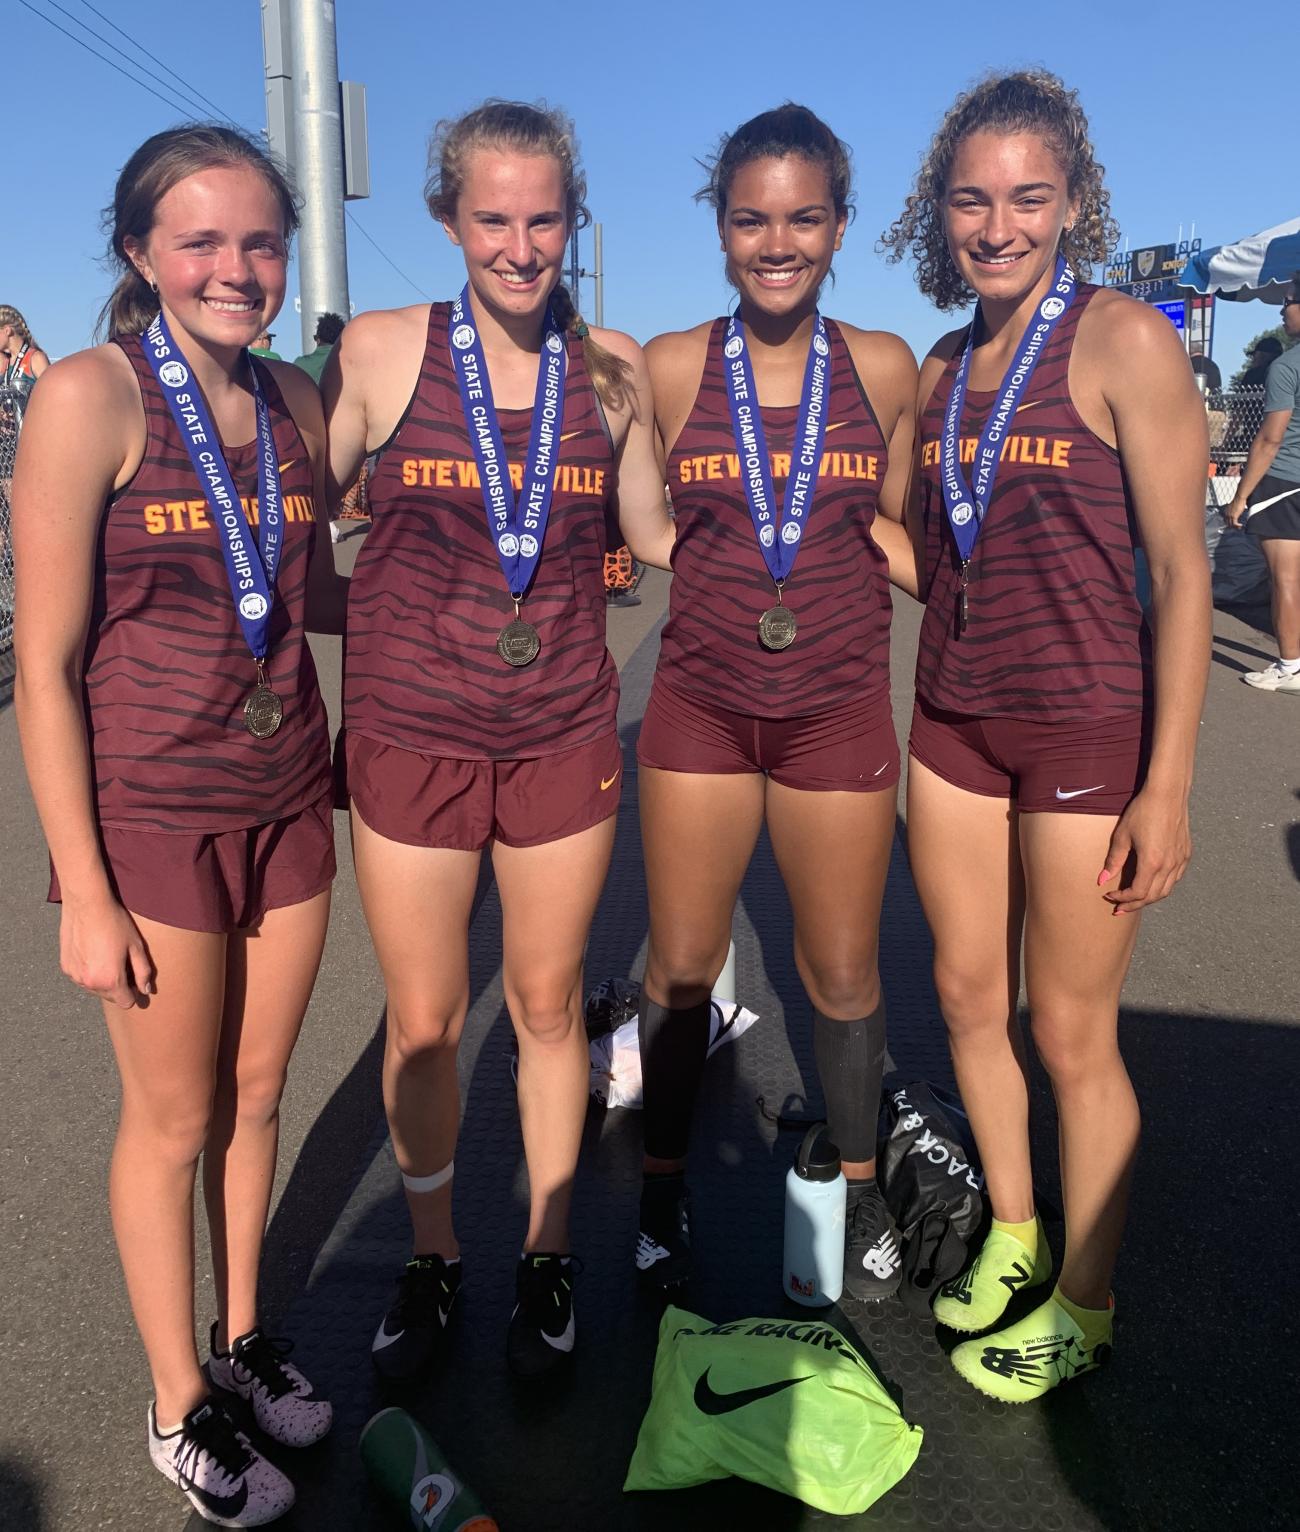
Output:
[248,329,282,362]
[293,311,346,383]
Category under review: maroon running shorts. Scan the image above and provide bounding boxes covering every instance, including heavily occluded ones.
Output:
[48,789,336,933]
[636,675,900,792]
[908,696,1149,815]
[346,730,623,850]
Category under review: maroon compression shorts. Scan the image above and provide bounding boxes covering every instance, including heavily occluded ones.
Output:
[636,675,900,792]
[48,789,336,933]
[908,696,1149,815]
[347,730,622,850]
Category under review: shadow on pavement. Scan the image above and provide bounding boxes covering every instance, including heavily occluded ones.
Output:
[0,1460,44,1532]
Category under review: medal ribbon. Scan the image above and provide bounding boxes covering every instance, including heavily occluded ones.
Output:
[447,285,568,599]
[721,312,832,587]
[5,341,29,386]
[141,311,283,661]
[940,257,1077,562]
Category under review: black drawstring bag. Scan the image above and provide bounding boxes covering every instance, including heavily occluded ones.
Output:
[876,1076,988,1318]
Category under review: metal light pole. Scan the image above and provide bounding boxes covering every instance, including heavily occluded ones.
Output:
[287,0,350,355]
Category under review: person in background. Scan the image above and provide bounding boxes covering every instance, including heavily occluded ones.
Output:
[1238,334,1282,391]
[0,305,50,405]
[1189,342,1220,398]
[1225,274,1300,692]
[250,329,282,361]
[293,311,345,382]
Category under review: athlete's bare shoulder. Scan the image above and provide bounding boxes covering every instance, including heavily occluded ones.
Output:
[833,323,918,419]
[337,303,430,362]
[18,341,145,488]
[918,324,968,406]
[260,356,325,442]
[36,339,138,406]
[644,321,713,434]
[587,325,643,367]
[1077,285,1187,367]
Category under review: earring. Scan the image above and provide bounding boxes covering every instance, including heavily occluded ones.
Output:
[149,279,158,295]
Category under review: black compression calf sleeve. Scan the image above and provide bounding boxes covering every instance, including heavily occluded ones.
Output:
[639,993,712,1161]
[812,1000,887,1166]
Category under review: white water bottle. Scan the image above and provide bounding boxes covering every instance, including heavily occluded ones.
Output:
[783,1124,846,1306]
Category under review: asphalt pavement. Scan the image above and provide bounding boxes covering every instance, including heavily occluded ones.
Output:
[0,540,1294,1531]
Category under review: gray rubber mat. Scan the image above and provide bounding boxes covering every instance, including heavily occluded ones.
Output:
[191,622,1292,1531]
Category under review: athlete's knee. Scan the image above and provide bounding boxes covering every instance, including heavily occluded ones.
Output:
[510,995,580,1048]
[644,938,729,1008]
[385,1003,465,1065]
[121,1092,213,1167]
[796,951,880,1018]
[211,1064,289,1133]
[1028,1004,1119,1087]
[933,959,1014,1040]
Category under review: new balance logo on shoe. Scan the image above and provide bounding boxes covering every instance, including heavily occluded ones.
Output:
[861,1232,900,1280]
[635,1233,671,1271]
[998,1260,1032,1296]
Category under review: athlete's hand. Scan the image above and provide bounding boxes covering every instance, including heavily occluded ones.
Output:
[59,891,155,1009]
[1096,787,1192,914]
[1223,494,1247,528]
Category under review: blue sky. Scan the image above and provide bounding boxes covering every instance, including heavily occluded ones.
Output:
[12,1,1292,374]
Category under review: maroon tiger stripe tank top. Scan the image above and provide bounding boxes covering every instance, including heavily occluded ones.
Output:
[657,317,892,718]
[82,336,331,832]
[345,302,619,760]
[916,284,1151,721]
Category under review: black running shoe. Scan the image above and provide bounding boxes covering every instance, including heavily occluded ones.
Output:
[371,1254,462,1380]
[208,1324,332,1447]
[842,1182,903,1301]
[148,1396,294,1527]
[636,1173,692,1290]
[507,1254,577,1380]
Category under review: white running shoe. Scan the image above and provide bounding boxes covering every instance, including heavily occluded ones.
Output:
[208,1325,332,1447]
[148,1397,295,1526]
[1242,662,1300,692]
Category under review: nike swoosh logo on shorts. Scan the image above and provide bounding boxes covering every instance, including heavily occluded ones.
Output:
[1055,784,1104,800]
[693,1367,811,1415]
[601,770,621,791]
[873,762,890,776]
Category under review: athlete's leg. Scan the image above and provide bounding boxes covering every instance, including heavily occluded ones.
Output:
[102,917,226,1427]
[638,766,767,1171]
[353,811,481,1257]
[1019,811,1141,1308]
[1260,536,1300,658]
[765,781,895,1178]
[906,759,1033,1221]
[203,889,331,1347]
[493,816,617,1252]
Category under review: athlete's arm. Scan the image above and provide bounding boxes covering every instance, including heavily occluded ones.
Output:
[31,349,50,379]
[11,351,154,1007]
[320,310,380,511]
[1224,408,1293,526]
[598,329,674,570]
[270,359,349,635]
[1089,296,1211,913]
[843,327,920,598]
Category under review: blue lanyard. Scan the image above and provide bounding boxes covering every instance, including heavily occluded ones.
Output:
[447,286,568,600]
[140,312,283,661]
[721,312,831,588]
[940,258,1077,563]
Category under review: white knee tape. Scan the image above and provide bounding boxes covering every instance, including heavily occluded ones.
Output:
[401,1160,454,1194]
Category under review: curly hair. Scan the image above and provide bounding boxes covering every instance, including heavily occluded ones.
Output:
[0,305,39,350]
[880,70,1119,312]
[695,103,854,222]
[425,100,629,410]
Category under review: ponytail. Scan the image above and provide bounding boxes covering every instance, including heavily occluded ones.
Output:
[99,268,158,341]
[550,283,630,413]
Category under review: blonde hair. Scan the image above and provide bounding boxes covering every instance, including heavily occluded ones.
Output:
[426,100,630,410]
[880,70,1118,312]
[98,124,298,340]
[0,305,38,350]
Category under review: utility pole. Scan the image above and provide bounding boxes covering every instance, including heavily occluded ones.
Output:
[566,222,605,326]
[260,1,368,355]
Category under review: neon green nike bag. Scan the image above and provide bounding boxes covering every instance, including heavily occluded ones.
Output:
[624,1305,923,1515]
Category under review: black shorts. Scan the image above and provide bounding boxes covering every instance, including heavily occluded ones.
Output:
[1245,473,1300,540]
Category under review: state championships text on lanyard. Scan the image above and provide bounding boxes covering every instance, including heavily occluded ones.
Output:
[447,286,568,668]
[940,257,1077,635]
[141,311,286,738]
[721,311,832,651]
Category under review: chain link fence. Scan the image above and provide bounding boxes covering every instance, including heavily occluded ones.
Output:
[0,384,22,654]
[1204,386,1271,605]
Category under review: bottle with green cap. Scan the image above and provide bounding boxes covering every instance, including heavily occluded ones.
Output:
[360,1407,498,1530]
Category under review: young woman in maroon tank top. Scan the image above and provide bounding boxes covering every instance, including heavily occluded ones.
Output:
[12,128,346,1522]
[634,106,920,1299]
[883,72,1210,1399]
[324,102,672,1382]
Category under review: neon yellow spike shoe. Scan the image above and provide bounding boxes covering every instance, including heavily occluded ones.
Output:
[950,1290,1113,1403]
[932,1215,1051,1333]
